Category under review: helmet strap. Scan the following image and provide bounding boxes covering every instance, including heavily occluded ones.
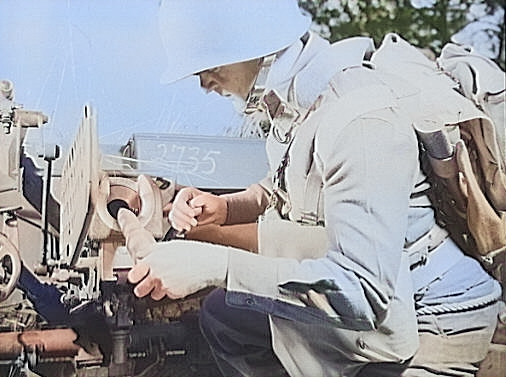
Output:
[244,54,277,115]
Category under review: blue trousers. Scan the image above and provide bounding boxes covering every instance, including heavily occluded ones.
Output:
[200,288,501,377]
[200,288,288,377]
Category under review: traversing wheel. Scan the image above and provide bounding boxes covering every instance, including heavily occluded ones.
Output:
[0,232,22,302]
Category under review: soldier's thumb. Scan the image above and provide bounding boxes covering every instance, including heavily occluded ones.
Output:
[456,140,479,198]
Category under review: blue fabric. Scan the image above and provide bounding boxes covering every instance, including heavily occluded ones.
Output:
[411,239,502,308]
[201,288,501,377]
[17,264,70,325]
[200,288,288,377]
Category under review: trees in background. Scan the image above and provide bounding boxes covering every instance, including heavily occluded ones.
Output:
[299,0,505,69]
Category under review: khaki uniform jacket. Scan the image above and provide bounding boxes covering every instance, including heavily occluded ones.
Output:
[220,33,503,376]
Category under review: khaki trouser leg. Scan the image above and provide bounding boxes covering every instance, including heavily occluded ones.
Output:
[401,302,501,377]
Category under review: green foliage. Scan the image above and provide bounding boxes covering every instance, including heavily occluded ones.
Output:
[299,0,505,69]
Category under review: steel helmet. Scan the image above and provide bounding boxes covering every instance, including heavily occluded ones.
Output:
[158,0,312,84]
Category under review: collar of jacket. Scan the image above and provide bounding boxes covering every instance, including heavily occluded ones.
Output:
[266,31,376,111]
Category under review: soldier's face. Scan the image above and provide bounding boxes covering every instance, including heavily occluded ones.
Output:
[197,58,262,100]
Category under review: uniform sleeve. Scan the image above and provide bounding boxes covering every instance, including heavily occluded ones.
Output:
[225,109,419,331]
[222,181,271,225]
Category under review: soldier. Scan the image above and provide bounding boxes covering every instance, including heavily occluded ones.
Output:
[118,0,504,376]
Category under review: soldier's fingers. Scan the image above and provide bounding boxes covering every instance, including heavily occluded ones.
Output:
[456,141,473,199]
[458,172,469,199]
[173,187,197,207]
[456,140,480,192]
[128,263,150,284]
[134,274,160,298]
[456,141,473,178]
[168,209,198,232]
[189,193,213,208]
[192,206,203,219]
[150,281,167,301]
[172,199,197,219]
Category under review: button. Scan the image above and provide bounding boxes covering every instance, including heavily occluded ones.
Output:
[245,297,255,306]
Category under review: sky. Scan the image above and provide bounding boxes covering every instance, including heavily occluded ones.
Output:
[0,0,243,155]
[1,0,502,158]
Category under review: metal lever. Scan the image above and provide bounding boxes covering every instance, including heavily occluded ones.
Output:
[163,227,186,241]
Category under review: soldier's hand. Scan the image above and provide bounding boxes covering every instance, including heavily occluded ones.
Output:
[118,207,228,300]
[168,187,228,232]
[456,140,506,254]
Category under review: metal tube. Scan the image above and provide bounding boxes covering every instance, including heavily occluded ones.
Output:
[417,128,454,160]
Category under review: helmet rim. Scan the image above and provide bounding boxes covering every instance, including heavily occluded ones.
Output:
[158,0,312,84]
